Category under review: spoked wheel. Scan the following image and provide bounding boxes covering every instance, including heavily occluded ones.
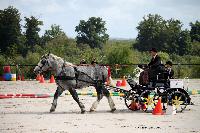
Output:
[124,90,139,111]
[139,90,159,112]
[168,91,188,112]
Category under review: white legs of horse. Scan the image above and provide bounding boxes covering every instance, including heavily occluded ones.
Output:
[90,96,116,112]
[90,83,116,112]
[107,96,116,112]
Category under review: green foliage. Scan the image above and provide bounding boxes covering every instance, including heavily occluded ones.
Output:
[190,56,200,78]
[22,52,41,78]
[105,43,139,78]
[177,30,192,55]
[190,21,200,42]
[190,42,200,56]
[0,55,6,75]
[135,14,192,56]
[75,17,109,49]
[79,48,101,64]
[0,6,21,54]
[41,24,66,45]
[24,16,43,53]
[135,14,165,51]
[158,52,170,63]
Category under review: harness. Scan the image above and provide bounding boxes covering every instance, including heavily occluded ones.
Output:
[37,57,106,89]
[54,63,106,88]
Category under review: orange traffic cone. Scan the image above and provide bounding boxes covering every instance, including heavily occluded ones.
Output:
[121,76,126,86]
[49,75,55,83]
[40,75,45,83]
[36,74,41,81]
[152,97,164,115]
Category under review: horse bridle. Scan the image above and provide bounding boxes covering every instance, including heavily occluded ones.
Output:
[37,56,50,73]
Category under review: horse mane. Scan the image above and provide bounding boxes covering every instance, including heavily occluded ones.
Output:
[49,53,73,66]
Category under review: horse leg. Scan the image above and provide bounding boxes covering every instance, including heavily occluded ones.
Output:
[50,86,63,112]
[90,87,103,112]
[68,88,85,114]
[102,85,116,112]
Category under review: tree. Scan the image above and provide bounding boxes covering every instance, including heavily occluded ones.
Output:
[163,19,182,54]
[0,6,21,54]
[190,42,200,56]
[41,24,66,45]
[135,14,166,51]
[190,21,200,42]
[135,14,191,55]
[75,17,109,49]
[177,30,191,55]
[24,16,43,52]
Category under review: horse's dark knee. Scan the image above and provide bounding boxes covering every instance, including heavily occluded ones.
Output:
[102,86,110,97]
[97,93,103,101]
[54,88,63,99]
[69,88,78,97]
[68,88,80,103]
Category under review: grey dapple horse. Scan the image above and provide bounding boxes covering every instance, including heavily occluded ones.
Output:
[34,53,116,113]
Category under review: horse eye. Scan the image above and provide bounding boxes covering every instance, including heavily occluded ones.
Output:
[41,60,46,65]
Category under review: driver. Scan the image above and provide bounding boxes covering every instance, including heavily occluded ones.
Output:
[139,48,162,85]
[148,48,162,81]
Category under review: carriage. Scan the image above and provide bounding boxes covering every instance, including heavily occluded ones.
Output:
[34,53,191,113]
[124,66,191,113]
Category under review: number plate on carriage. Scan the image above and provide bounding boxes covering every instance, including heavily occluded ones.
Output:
[170,79,184,88]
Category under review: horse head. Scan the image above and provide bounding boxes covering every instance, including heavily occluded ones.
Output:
[34,53,52,74]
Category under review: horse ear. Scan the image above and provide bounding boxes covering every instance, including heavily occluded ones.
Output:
[48,51,51,56]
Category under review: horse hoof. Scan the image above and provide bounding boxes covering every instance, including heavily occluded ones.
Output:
[50,105,56,113]
[81,110,86,114]
[111,108,116,113]
[50,108,55,113]
[89,109,95,112]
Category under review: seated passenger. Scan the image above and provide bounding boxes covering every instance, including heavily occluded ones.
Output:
[164,61,174,79]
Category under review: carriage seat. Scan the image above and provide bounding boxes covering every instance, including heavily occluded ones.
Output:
[149,72,170,88]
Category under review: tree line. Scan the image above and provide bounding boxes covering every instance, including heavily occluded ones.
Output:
[0,6,200,78]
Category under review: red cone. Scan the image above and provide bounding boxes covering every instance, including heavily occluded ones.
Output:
[36,74,41,81]
[17,75,21,81]
[40,75,45,83]
[49,75,55,83]
[152,97,164,115]
[121,76,126,86]
[21,74,25,81]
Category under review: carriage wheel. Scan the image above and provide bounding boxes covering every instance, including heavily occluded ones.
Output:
[168,91,188,112]
[139,90,159,112]
[124,90,139,111]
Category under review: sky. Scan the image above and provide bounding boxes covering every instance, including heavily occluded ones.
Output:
[0,0,200,39]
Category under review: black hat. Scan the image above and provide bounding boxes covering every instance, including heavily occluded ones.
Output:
[149,48,157,52]
[166,61,173,66]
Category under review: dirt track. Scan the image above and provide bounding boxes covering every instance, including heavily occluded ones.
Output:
[0,80,200,133]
